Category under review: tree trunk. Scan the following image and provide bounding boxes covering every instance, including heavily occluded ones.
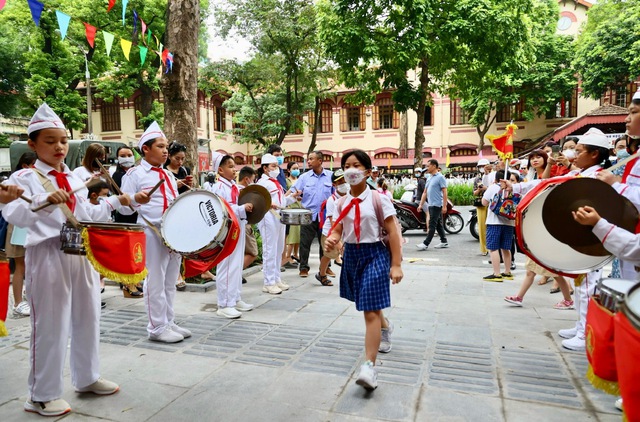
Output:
[308,96,321,154]
[476,101,497,150]
[399,112,408,158]
[413,58,430,168]
[162,0,199,173]
[138,80,154,129]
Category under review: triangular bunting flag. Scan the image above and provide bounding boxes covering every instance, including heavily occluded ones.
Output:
[141,18,147,38]
[0,0,7,12]
[146,28,152,46]
[122,0,129,25]
[84,23,97,48]
[107,0,116,12]
[27,0,45,26]
[139,46,148,65]
[133,10,138,35]
[55,11,71,40]
[103,32,115,56]
[121,39,132,61]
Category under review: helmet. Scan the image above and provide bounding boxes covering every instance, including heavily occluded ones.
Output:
[477,158,490,166]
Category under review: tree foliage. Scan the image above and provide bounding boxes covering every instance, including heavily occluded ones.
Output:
[574,0,640,98]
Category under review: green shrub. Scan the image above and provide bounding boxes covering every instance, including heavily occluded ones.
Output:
[393,187,404,200]
[447,184,474,205]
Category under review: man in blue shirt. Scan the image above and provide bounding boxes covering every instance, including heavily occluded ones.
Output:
[290,151,334,277]
[416,159,449,250]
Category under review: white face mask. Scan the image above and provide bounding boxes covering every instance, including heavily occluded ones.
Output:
[343,168,366,185]
[118,157,135,168]
[268,169,280,179]
[562,149,576,160]
[336,183,349,194]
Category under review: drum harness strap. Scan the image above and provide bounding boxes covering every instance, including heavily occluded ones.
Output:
[33,168,81,228]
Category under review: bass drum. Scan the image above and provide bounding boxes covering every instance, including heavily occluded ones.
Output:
[615,282,640,421]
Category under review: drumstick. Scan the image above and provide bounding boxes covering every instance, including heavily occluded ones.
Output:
[95,159,138,213]
[0,184,32,204]
[147,178,165,196]
[607,151,640,173]
[31,178,103,212]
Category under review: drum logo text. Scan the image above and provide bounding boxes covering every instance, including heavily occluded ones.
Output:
[133,243,143,264]
[199,200,219,227]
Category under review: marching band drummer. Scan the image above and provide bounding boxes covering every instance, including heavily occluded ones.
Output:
[210,152,254,318]
[120,122,191,344]
[257,153,298,294]
[2,103,132,417]
[501,128,612,352]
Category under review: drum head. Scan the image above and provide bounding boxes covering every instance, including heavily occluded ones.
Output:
[600,278,637,295]
[627,283,640,316]
[162,190,227,254]
[517,178,613,275]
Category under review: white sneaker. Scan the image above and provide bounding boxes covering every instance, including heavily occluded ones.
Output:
[416,243,428,251]
[149,329,184,343]
[615,398,623,411]
[379,318,394,353]
[75,377,119,395]
[562,334,586,351]
[262,284,282,295]
[24,398,71,416]
[355,361,378,390]
[235,300,254,312]
[170,323,192,338]
[434,243,449,249]
[558,327,577,339]
[217,307,242,319]
[276,281,290,291]
[13,300,30,317]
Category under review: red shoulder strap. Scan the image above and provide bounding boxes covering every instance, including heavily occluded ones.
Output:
[370,190,386,227]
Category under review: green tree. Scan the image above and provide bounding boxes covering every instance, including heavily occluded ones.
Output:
[0,19,28,116]
[317,0,533,166]
[574,0,640,98]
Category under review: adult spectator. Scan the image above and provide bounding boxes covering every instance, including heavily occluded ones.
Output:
[416,159,448,250]
[473,158,491,256]
[366,166,380,189]
[267,144,288,188]
[290,151,334,277]
[112,146,138,224]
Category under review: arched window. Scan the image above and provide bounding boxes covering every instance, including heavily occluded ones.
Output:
[101,98,121,132]
[373,97,399,130]
[340,104,366,132]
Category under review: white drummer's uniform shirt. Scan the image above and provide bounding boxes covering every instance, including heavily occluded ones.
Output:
[2,160,122,402]
[211,177,247,308]
[611,158,640,279]
[593,218,640,280]
[257,174,296,286]
[121,159,180,336]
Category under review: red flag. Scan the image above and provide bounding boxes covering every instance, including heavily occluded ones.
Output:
[84,23,97,48]
[486,123,517,160]
[0,0,7,12]
[0,261,10,336]
[107,0,116,12]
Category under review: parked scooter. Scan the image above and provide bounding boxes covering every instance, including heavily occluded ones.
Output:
[468,208,479,240]
[393,199,464,234]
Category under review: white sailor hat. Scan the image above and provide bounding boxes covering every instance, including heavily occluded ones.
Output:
[211,151,225,173]
[578,127,610,149]
[27,103,65,136]
[138,121,166,149]
[261,154,278,165]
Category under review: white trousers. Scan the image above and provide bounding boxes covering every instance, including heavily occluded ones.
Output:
[575,269,600,337]
[144,227,181,336]
[216,220,246,307]
[258,212,285,286]
[25,240,101,401]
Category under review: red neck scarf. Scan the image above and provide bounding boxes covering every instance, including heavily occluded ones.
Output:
[221,179,239,204]
[622,156,640,184]
[330,197,363,243]
[150,167,176,212]
[269,178,283,203]
[49,170,76,212]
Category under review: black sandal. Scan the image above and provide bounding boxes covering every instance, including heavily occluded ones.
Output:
[315,273,333,286]
[291,255,300,263]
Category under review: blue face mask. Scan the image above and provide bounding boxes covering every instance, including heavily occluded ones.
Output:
[276,156,284,165]
[617,149,631,160]
[291,169,300,177]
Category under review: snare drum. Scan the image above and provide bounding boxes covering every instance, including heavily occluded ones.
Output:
[280,208,312,225]
[161,189,237,261]
[615,282,640,421]
[516,177,613,276]
[60,222,85,254]
[597,278,637,312]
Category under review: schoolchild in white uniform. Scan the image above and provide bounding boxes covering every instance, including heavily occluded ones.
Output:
[256,154,297,294]
[120,122,192,344]
[2,103,132,417]
[316,169,347,286]
[325,149,403,391]
[210,152,254,318]
[238,166,259,272]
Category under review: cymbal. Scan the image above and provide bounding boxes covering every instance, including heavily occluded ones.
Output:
[542,178,639,256]
[238,184,271,225]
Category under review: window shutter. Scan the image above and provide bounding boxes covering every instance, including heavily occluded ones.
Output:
[450,101,456,125]
[360,106,366,131]
[308,111,315,133]
[393,110,400,129]
[373,105,380,130]
[340,107,347,132]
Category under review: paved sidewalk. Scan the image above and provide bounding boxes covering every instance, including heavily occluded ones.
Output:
[0,251,623,421]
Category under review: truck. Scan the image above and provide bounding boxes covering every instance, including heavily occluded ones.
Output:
[0,148,11,176]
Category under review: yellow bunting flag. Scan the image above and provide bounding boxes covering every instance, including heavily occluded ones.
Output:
[120,38,132,61]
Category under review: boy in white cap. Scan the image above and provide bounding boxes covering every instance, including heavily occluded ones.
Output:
[2,103,132,416]
[120,121,191,343]
[210,152,254,318]
[257,153,298,294]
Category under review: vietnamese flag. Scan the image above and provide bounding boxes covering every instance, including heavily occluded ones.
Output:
[84,23,97,48]
[486,123,517,160]
[0,261,10,336]
[107,0,116,12]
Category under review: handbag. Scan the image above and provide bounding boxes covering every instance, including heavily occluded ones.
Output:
[489,189,521,220]
[473,197,484,207]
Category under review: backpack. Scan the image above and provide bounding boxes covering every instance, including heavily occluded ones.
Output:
[0,212,8,251]
[318,193,338,230]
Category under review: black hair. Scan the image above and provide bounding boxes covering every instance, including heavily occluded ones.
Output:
[561,137,578,149]
[495,170,506,181]
[509,171,520,182]
[428,158,439,168]
[28,129,42,142]
[267,144,283,154]
[528,149,548,169]
[633,96,640,106]
[116,146,133,156]
[239,166,256,181]
[583,144,612,169]
[544,141,557,149]
[168,141,187,156]
[218,155,234,170]
[87,180,110,198]
[140,138,159,156]
[287,161,299,171]
[310,150,323,161]
[341,149,371,169]
[15,151,37,172]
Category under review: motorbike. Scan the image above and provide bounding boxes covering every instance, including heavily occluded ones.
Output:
[468,208,479,240]
[393,199,464,234]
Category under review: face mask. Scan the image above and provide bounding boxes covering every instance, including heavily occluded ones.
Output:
[617,149,631,160]
[268,169,280,179]
[118,157,135,168]
[291,169,300,177]
[563,149,576,160]
[414,172,421,178]
[276,156,284,165]
[337,183,349,194]
[343,168,366,185]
